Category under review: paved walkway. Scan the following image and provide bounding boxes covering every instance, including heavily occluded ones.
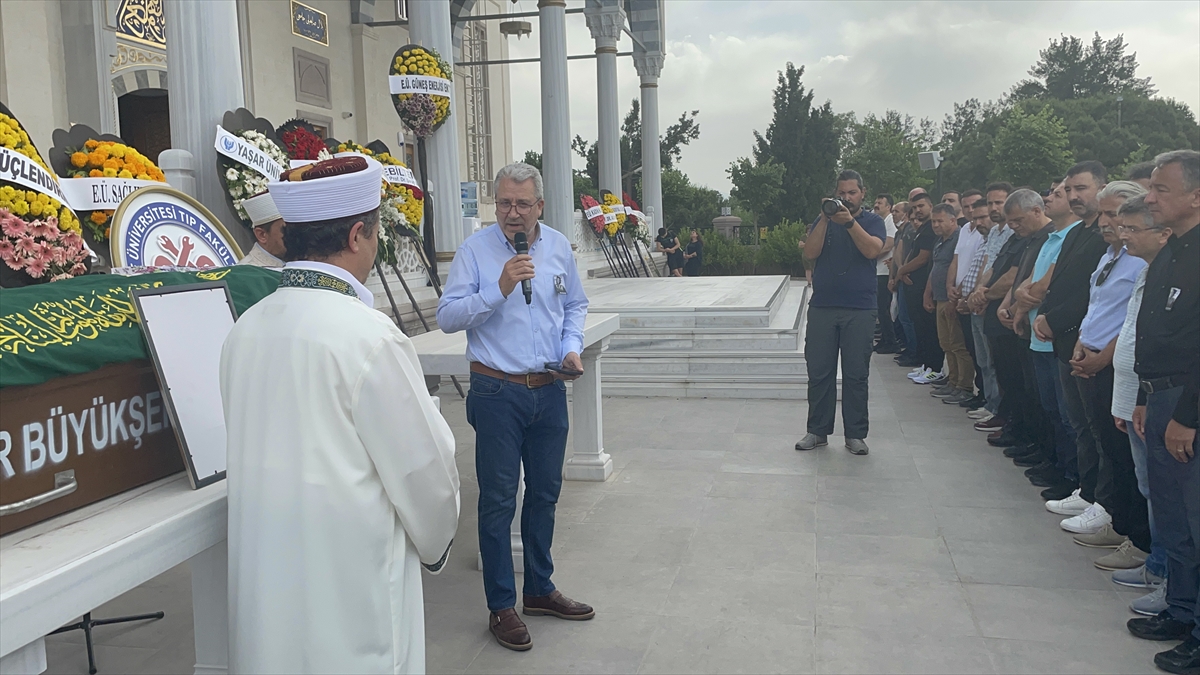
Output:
[44,356,1162,674]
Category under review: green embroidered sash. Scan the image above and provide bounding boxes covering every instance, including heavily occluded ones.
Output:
[279,268,358,299]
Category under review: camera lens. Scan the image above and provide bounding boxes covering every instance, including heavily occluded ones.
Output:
[821,199,841,217]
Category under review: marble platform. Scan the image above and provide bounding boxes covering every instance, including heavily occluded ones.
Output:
[583,276,835,400]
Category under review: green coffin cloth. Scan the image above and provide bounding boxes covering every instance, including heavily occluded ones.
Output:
[0,266,280,389]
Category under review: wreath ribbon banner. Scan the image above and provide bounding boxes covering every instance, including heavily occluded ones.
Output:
[388,74,454,102]
[332,151,420,190]
[583,205,604,220]
[0,146,72,205]
[213,126,285,181]
[59,177,162,211]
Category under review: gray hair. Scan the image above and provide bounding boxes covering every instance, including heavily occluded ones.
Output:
[1097,180,1146,202]
[1154,149,1200,192]
[1117,193,1158,229]
[1003,188,1044,214]
[494,162,544,201]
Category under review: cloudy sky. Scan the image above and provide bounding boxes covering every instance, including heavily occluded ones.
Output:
[500,0,1200,195]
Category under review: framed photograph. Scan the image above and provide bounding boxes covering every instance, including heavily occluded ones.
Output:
[132,282,240,489]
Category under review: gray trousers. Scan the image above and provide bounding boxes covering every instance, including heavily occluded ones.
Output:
[970,314,1000,415]
[806,306,876,439]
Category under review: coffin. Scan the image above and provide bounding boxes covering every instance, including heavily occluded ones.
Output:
[0,361,184,535]
[0,265,279,533]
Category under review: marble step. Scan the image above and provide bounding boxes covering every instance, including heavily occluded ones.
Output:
[603,353,808,377]
[600,378,840,400]
[585,275,792,329]
[606,329,800,352]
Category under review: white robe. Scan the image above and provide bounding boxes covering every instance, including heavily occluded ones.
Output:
[236,242,284,269]
[219,282,460,675]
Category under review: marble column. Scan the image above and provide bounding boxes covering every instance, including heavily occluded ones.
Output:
[563,340,613,481]
[584,1,624,197]
[633,52,664,232]
[163,0,244,232]
[409,0,465,259]
[538,0,573,241]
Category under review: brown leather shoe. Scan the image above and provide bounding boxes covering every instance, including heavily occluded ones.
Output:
[522,590,595,620]
[489,608,532,651]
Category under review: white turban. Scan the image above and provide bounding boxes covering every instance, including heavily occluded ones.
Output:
[268,157,383,224]
[241,192,282,228]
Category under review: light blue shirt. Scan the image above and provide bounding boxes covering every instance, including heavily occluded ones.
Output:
[1079,245,1146,351]
[1029,221,1077,352]
[437,222,588,374]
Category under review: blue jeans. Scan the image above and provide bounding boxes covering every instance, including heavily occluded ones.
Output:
[1127,422,1169,578]
[896,285,917,354]
[1145,386,1200,640]
[466,373,570,612]
[971,314,1000,414]
[1031,351,1078,482]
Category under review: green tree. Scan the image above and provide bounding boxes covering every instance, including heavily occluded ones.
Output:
[751,63,842,225]
[727,157,784,225]
[572,100,700,202]
[1013,33,1156,101]
[840,111,934,198]
[521,149,598,207]
[989,106,1074,188]
[660,168,722,235]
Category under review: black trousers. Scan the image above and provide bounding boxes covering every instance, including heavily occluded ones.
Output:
[905,283,943,372]
[1060,361,1101,503]
[992,331,1051,457]
[1076,365,1150,551]
[875,275,898,346]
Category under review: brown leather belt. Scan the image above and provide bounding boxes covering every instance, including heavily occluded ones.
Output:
[470,362,556,388]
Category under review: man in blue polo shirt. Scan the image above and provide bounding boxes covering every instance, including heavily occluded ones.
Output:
[797,169,887,456]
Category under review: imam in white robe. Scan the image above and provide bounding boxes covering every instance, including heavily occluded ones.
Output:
[219,273,460,674]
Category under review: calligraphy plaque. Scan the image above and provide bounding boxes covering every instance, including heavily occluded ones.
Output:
[115,0,166,49]
[291,0,329,46]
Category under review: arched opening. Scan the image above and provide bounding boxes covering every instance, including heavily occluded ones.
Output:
[118,88,171,163]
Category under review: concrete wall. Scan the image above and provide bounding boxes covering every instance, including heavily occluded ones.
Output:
[0,0,71,152]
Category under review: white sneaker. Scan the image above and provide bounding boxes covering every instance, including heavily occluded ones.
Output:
[1060,502,1111,534]
[907,367,930,381]
[1046,488,1090,516]
[913,370,943,385]
[909,366,925,376]
[968,410,994,421]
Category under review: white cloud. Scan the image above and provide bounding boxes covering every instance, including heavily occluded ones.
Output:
[503,0,1200,196]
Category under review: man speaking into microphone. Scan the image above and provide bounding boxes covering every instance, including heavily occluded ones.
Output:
[437,162,591,652]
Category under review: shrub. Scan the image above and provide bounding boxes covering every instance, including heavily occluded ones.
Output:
[755,219,807,276]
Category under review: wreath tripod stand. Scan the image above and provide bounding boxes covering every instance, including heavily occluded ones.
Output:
[51,610,165,674]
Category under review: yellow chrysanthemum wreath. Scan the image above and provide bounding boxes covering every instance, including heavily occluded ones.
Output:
[0,112,80,235]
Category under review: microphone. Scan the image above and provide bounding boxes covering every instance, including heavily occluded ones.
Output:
[514,231,532,305]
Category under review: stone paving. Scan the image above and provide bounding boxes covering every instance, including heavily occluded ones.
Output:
[44,355,1164,674]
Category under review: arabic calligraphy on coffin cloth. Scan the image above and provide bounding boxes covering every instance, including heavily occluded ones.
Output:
[0,266,280,388]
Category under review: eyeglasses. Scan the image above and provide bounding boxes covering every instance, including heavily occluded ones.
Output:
[496,200,540,215]
[1117,224,1162,234]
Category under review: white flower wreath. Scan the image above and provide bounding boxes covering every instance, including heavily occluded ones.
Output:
[221,130,290,226]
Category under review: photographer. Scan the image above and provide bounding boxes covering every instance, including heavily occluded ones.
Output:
[797,169,887,456]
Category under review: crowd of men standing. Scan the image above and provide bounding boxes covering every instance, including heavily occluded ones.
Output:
[800,150,1199,675]
[883,152,1199,675]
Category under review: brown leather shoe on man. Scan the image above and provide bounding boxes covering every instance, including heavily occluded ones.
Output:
[489,608,532,651]
[522,590,595,620]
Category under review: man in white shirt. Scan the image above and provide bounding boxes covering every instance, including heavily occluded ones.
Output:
[947,189,990,409]
[872,193,899,353]
[220,156,460,674]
